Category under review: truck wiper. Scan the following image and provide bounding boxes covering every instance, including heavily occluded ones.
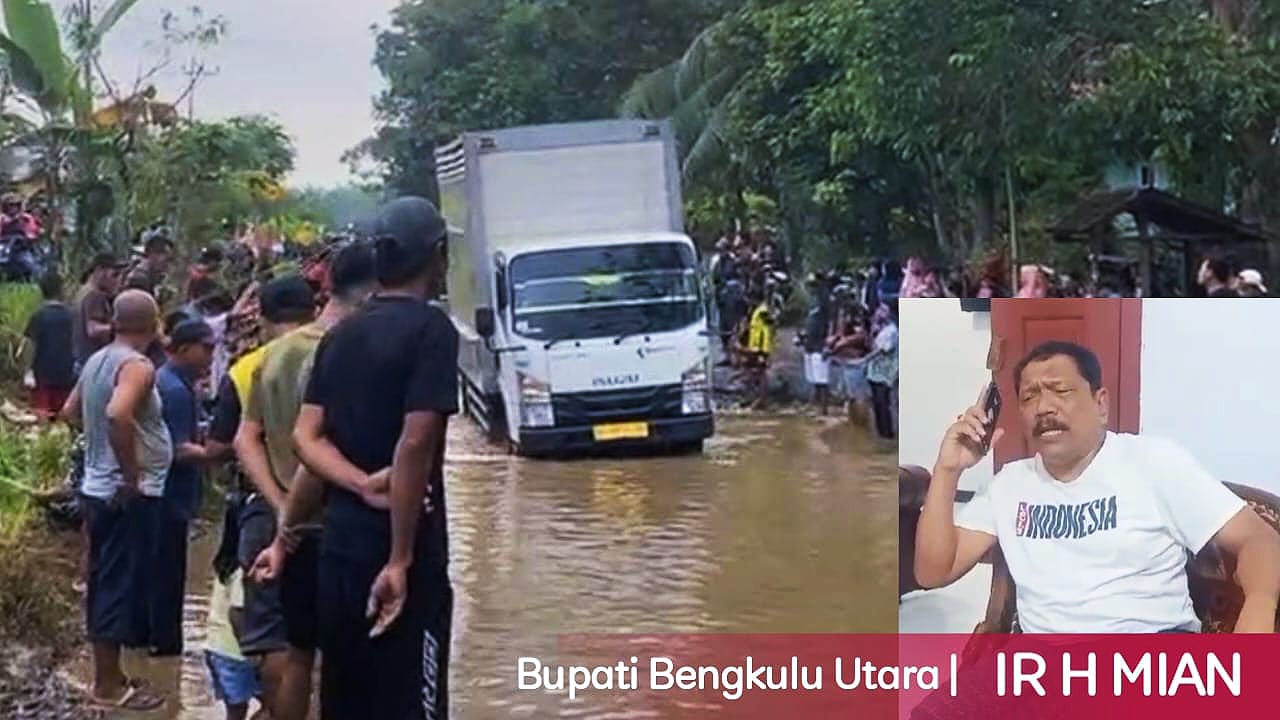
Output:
[546,319,616,349]
[614,320,655,345]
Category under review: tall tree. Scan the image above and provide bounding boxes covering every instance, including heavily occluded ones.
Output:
[353,0,740,199]
[128,115,295,249]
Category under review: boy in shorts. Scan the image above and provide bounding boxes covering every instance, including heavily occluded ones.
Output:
[205,504,262,720]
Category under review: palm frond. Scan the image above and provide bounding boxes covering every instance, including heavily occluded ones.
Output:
[683,100,732,182]
[620,62,680,118]
[87,0,142,52]
[674,22,724,102]
[668,66,740,155]
[0,32,45,97]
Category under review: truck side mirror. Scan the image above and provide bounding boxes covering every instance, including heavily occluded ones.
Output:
[495,269,508,310]
[475,307,496,339]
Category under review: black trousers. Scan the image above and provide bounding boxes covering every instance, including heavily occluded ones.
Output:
[84,495,153,647]
[870,381,896,439]
[149,501,190,653]
[318,553,452,720]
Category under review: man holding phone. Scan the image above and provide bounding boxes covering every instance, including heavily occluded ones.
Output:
[915,340,1280,633]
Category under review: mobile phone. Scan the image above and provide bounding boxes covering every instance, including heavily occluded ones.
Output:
[982,381,1002,449]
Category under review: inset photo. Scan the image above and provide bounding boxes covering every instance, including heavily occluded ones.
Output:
[898,298,1280,634]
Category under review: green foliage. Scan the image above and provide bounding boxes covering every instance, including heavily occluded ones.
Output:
[2,0,74,113]
[0,421,70,538]
[1072,2,1280,211]
[357,0,1280,281]
[685,188,778,245]
[0,422,74,650]
[0,28,45,100]
[0,283,41,383]
[281,185,382,230]
[668,0,1280,278]
[620,20,747,181]
[355,0,742,196]
[123,116,297,252]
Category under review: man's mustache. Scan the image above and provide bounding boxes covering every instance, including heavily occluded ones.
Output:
[1034,419,1069,436]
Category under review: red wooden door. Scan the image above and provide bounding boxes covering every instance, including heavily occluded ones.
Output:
[989,299,1142,471]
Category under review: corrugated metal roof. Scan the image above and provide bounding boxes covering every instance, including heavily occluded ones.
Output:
[1050,187,1273,243]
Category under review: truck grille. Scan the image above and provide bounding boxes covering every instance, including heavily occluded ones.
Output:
[552,384,684,426]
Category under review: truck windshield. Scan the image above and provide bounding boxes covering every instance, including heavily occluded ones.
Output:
[509,242,702,342]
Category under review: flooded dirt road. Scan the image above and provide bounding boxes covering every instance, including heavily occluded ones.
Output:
[74,413,894,718]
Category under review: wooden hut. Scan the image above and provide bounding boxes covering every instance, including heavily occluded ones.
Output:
[1050,187,1273,296]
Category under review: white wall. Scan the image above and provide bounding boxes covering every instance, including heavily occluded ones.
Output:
[1140,299,1280,497]
[899,299,996,492]
[899,300,998,633]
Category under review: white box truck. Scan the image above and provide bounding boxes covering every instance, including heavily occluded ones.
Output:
[436,119,714,456]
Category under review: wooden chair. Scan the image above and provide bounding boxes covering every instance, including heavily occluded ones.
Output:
[900,465,1280,632]
[898,465,974,598]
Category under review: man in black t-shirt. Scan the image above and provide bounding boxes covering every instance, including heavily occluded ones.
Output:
[257,197,457,720]
[25,272,75,419]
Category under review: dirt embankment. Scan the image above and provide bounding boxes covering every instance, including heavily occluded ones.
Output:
[0,524,98,720]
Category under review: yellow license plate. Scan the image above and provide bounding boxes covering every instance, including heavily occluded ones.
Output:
[592,422,650,442]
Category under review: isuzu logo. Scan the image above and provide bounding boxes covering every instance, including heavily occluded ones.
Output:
[592,373,640,388]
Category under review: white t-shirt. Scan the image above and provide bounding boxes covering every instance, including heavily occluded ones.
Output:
[956,432,1245,633]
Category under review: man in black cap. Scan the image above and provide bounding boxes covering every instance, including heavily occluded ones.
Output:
[286,196,457,719]
[72,252,125,371]
[150,320,221,656]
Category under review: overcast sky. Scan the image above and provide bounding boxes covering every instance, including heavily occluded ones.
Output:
[56,0,403,188]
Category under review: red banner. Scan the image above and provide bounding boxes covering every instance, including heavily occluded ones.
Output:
[527,634,1280,718]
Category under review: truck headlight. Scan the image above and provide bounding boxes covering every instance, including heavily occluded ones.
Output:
[681,361,712,415]
[519,372,555,427]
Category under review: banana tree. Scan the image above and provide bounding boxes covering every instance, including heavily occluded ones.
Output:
[0,0,145,251]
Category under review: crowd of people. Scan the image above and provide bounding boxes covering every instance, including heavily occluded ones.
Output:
[704,236,899,440]
[704,233,789,408]
[20,197,457,719]
[880,250,1273,300]
[797,273,898,441]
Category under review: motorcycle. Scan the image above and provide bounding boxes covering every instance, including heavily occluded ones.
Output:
[0,232,45,282]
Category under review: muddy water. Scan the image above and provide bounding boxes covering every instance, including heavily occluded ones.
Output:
[74,413,894,718]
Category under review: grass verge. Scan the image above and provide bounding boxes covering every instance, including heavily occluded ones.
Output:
[0,421,78,656]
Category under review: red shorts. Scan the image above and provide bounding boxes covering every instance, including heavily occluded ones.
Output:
[31,385,71,419]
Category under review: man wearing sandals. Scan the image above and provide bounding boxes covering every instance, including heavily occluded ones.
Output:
[61,290,171,712]
[915,340,1280,633]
